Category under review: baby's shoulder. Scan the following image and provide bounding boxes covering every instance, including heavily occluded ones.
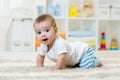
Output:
[55,36,66,44]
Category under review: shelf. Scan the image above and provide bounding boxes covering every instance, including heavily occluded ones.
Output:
[67,36,95,42]
[68,17,97,20]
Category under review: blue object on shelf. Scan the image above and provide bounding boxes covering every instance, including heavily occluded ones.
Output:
[37,6,44,16]
[54,4,61,16]
[48,4,54,16]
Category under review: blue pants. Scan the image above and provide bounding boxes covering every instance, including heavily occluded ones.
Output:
[74,48,100,69]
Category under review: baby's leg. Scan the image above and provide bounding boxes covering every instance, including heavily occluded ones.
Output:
[93,56,101,67]
[79,48,101,68]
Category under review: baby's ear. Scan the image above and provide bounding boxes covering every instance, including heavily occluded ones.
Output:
[55,27,58,33]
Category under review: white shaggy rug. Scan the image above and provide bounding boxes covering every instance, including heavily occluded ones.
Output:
[0,51,120,80]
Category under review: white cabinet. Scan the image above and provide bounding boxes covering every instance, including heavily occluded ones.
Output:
[7,18,35,51]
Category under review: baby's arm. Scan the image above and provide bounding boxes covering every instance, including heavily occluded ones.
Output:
[56,53,67,70]
[36,54,45,67]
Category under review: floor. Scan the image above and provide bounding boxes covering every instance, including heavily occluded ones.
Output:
[0,51,120,80]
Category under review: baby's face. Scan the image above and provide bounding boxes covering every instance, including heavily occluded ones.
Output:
[34,20,57,46]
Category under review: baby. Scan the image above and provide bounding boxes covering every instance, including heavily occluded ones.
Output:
[33,14,102,70]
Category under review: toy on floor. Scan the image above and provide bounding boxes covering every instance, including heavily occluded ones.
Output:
[99,32,107,50]
[109,36,119,50]
[87,40,96,50]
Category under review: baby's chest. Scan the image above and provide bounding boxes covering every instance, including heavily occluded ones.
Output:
[46,49,58,61]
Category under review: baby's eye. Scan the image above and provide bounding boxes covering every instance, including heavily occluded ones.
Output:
[38,32,41,35]
[46,29,49,32]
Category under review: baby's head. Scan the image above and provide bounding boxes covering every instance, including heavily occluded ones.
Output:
[34,14,57,29]
[33,14,58,46]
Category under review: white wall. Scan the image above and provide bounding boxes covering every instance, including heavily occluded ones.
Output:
[0,17,11,51]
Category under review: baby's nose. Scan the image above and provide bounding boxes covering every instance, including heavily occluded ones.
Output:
[41,32,46,36]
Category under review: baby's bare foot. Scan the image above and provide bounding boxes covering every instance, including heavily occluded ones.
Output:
[98,62,103,67]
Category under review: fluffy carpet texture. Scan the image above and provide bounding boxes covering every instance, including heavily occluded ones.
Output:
[0,51,120,80]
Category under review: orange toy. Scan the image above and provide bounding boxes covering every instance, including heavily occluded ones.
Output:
[35,36,41,49]
[59,33,66,39]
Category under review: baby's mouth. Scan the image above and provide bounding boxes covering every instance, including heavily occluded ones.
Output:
[42,38,48,41]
